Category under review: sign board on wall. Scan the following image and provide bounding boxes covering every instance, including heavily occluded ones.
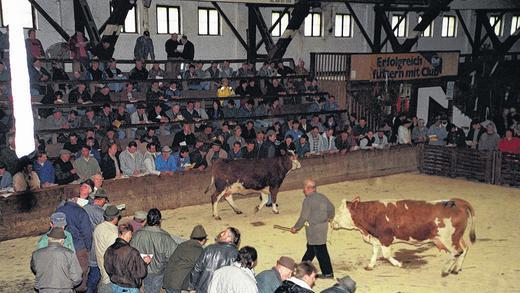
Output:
[350,52,460,81]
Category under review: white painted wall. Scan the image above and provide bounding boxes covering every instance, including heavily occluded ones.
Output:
[1,0,519,64]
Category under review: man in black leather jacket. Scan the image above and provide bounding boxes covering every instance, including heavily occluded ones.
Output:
[184,227,240,293]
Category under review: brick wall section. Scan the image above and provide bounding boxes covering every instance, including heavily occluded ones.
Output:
[0,146,418,241]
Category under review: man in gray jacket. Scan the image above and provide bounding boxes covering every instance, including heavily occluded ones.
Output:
[31,227,83,293]
[290,179,335,279]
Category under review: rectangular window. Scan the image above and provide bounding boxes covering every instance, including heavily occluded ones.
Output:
[417,16,433,37]
[0,0,36,28]
[489,15,503,37]
[391,15,407,38]
[198,8,220,35]
[441,15,457,37]
[304,12,321,37]
[157,6,180,34]
[511,16,520,35]
[335,14,352,37]
[110,1,138,33]
[271,11,289,37]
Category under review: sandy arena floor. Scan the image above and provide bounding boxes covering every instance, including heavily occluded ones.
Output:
[1,173,520,293]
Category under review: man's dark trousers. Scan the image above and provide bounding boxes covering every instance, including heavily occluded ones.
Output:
[302,243,333,275]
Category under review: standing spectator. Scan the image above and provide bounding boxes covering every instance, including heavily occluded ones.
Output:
[398,119,412,145]
[73,146,101,180]
[33,151,55,188]
[129,211,147,232]
[478,122,501,151]
[144,142,160,176]
[0,134,19,175]
[321,276,357,293]
[55,180,95,292]
[360,131,376,150]
[100,143,121,180]
[134,31,155,60]
[290,179,335,279]
[130,208,178,293]
[447,124,466,148]
[466,120,485,149]
[256,256,296,293]
[427,116,448,146]
[119,141,146,176]
[69,31,90,72]
[185,227,241,293]
[278,135,296,156]
[25,29,45,60]
[163,225,208,293]
[499,129,520,154]
[180,35,195,61]
[259,130,277,158]
[54,149,79,185]
[307,127,325,155]
[374,128,389,149]
[105,223,149,293]
[352,117,368,139]
[411,118,428,144]
[94,206,121,293]
[274,261,317,293]
[296,135,311,158]
[37,212,75,252]
[208,246,259,293]
[334,130,353,154]
[171,123,197,150]
[165,33,182,78]
[31,228,83,293]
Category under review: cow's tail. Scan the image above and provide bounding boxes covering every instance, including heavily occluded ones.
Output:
[454,198,476,243]
[204,176,214,194]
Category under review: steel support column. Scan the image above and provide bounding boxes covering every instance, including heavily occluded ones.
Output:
[247,6,257,63]
[27,0,70,41]
[212,1,249,51]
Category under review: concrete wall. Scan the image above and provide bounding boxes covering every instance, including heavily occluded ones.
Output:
[0,146,418,241]
[2,1,519,65]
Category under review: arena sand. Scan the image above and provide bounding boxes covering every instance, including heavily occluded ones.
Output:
[1,173,519,293]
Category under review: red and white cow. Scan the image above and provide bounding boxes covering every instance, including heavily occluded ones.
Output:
[332,196,476,276]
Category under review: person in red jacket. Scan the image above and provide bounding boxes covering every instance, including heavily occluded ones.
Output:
[498,130,520,154]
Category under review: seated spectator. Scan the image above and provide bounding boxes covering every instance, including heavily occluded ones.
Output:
[100,143,121,180]
[237,62,254,78]
[80,108,99,129]
[0,161,13,189]
[85,60,103,82]
[190,140,208,171]
[258,62,273,77]
[92,41,114,64]
[411,118,428,144]
[307,127,325,155]
[195,62,211,90]
[0,134,19,175]
[164,225,208,293]
[13,158,40,192]
[235,79,249,97]
[37,212,75,251]
[92,85,112,104]
[478,122,500,151]
[143,142,160,176]
[499,129,520,154]
[196,124,215,145]
[103,58,124,92]
[374,128,389,149]
[118,83,139,103]
[335,130,354,154]
[278,135,296,156]
[229,142,243,159]
[183,64,201,90]
[241,140,257,159]
[181,101,201,123]
[85,129,101,149]
[219,60,234,78]
[254,101,271,129]
[100,128,121,154]
[208,246,258,293]
[352,117,369,139]
[267,78,286,99]
[176,146,192,170]
[33,151,55,187]
[148,63,166,79]
[308,96,324,114]
[29,59,51,96]
[427,116,448,146]
[141,127,161,148]
[63,133,83,157]
[274,261,317,293]
[322,128,338,153]
[256,256,295,293]
[309,115,325,133]
[68,83,91,104]
[223,99,239,118]
[323,95,339,111]
[54,149,79,185]
[172,123,197,151]
[97,103,114,131]
[148,102,170,125]
[227,126,246,152]
[217,78,236,102]
[167,103,185,134]
[129,59,149,81]
[119,141,146,176]
[296,135,310,158]
[360,131,376,150]
[43,109,69,143]
[146,81,165,105]
[67,110,81,129]
[238,99,254,120]
[246,80,262,97]
[323,115,338,132]
[155,146,178,175]
[321,276,357,293]
[241,121,256,141]
[206,141,228,167]
[259,130,277,159]
[206,61,220,79]
[165,81,182,99]
[85,137,101,162]
[398,119,412,145]
[194,101,209,123]
[73,145,101,179]
[130,103,150,139]
[447,124,466,148]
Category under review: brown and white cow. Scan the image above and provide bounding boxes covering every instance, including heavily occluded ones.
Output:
[332,196,476,276]
[205,151,301,220]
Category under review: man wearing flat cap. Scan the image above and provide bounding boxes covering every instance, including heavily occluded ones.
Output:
[164,225,208,293]
[93,205,121,292]
[130,210,147,232]
[320,276,357,293]
[54,149,79,185]
[256,256,296,293]
[31,227,83,293]
[205,140,228,167]
[37,212,75,251]
[155,145,178,175]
